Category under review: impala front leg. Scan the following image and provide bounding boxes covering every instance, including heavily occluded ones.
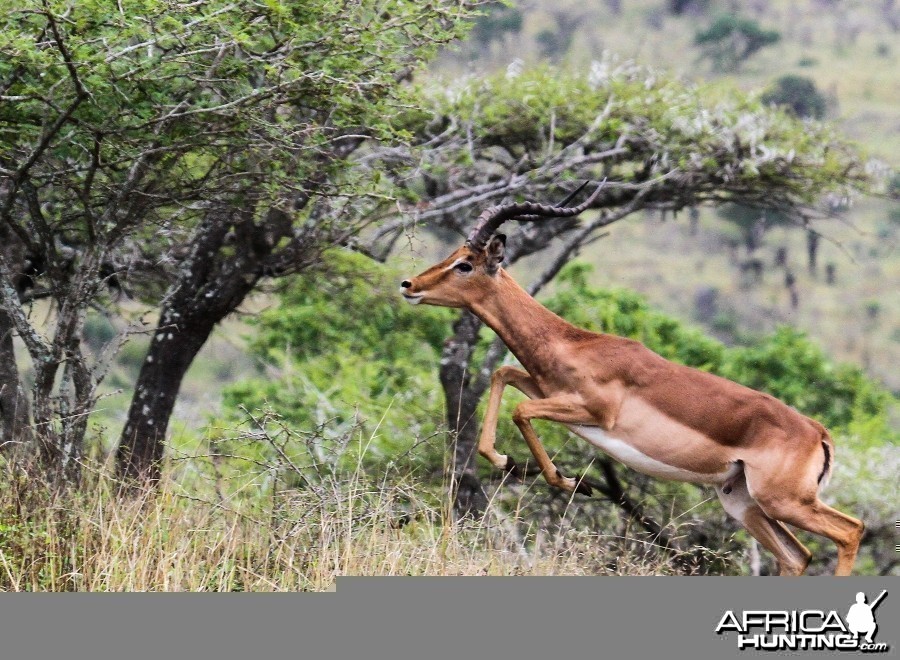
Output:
[511,397,596,496]
[478,366,543,471]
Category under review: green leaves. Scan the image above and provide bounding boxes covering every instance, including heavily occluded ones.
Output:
[761,75,828,120]
[0,0,477,240]
[407,65,866,213]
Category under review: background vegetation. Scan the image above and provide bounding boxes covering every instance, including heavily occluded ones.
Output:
[0,0,896,587]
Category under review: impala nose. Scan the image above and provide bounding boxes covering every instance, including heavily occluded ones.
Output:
[401,280,411,289]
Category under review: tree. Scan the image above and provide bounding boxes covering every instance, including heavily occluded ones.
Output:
[470,2,523,53]
[536,10,584,62]
[363,64,865,513]
[695,14,780,72]
[669,0,710,16]
[762,75,827,120]
[218,251,452,483]
[718,204,780,250]
[0,0,475,481]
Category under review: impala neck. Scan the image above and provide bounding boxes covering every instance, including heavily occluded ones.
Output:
[468,269,591,375]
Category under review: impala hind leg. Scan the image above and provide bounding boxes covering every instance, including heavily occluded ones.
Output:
[716,474,811,576]
[760,498,864,576]
[745,466,865,576]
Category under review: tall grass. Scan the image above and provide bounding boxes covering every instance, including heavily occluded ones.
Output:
[0,459,709,591]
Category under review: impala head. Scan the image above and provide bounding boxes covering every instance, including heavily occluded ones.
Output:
[400,181,603,308]
[399,235,508,308]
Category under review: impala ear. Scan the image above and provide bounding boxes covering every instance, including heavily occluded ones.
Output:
[485,234,506,274]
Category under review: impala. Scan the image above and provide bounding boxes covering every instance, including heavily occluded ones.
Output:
[400,185,864,576]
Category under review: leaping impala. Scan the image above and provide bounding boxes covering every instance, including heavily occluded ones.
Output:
[400,184,864,576]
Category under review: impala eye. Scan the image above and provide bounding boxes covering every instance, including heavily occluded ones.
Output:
[455,262,473,273]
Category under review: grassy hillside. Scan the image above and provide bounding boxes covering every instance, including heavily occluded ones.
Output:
[445,0,899,163]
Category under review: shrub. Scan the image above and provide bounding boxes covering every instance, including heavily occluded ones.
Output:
[762,75,827,119]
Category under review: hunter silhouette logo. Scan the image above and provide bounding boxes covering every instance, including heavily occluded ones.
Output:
[847,591,887,646]
[716,590,890,652]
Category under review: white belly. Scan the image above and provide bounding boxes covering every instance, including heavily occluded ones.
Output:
[566,424,731,485]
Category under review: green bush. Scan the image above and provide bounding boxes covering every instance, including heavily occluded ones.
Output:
[762,75,827,120]
[218,251,453,472]
[471,3,523,49]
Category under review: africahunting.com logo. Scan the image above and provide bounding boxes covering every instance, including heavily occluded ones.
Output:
[716,590,890,652]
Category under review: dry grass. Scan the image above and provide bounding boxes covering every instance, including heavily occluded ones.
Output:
[0,459,710,592]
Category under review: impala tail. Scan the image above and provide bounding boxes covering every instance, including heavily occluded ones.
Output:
[818,428,834,490]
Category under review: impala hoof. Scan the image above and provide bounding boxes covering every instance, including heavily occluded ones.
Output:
[574,479,593,497]
[504,456,525,480]
[554,470,593,496]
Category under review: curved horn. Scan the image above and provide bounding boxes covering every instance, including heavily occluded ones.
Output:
[465,180,605,250]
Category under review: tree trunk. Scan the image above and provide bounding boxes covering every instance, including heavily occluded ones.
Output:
[116,208,263,482]
[0,309,31,453]
[439,311,489,517]
[115,202,309,481]
[118,309,219,481]
[806,229,819,276]
[0,225,33,455]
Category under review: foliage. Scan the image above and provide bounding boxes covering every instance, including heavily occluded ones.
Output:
[0,0,468,200]
[888,171,900,200]
[536,29,569,61]
[396,64,866,218]
[694,14,781,72]
[761,75,828,120]
[221,252,453,467]
[715,202,793,251]
[0,454,716,591]
[669,0,709,16]
[534,11,582,62]
[471,2,523,49]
